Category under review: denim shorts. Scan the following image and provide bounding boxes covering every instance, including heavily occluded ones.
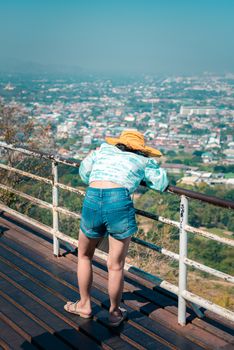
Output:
[80,187,138,240]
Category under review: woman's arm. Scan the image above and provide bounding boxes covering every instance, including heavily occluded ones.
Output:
[144,158,169,192]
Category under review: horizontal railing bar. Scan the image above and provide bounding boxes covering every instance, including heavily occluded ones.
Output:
[185,224,234,247]
[182,290,234,323]
[0,183,81,220]
[0,183,53,210]
[132,237,234,282]
[0,202,78,246]
[184,257,234,283]
[131,236,179,259]
[121,265,234,322]
[56,182,85,195]
[0,141,81,168]
[0,163,53,184]
[57,206,81,219]
[135,208,233,246]
[1,141,234,210]
[168,185,234,210]
[135,208,180,228]
[0,161,85,196]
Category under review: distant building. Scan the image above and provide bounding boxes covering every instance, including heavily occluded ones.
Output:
[83,135,92,145]
[163,163,198,174]
[124,115,135,122]
[4,83,15,91]
[179,175,200,186]
[58,147,70,156]
[57,124,68,139]
[223,149,234,164]
[206,134,221,149]
[201,152,214,163]
[180,106,216,115]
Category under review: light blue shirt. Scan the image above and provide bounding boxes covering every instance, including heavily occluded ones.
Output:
[79,143,169,194]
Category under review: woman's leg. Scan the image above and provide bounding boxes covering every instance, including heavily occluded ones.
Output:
[107,235,132,316]
[70,230,100,314]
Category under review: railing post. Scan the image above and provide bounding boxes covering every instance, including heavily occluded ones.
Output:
[178,195,188,326]
[52,160,60,256]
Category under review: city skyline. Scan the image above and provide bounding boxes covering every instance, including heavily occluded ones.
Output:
[0,0,234,75]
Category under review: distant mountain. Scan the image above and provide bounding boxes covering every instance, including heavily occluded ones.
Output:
[0,58,86,75]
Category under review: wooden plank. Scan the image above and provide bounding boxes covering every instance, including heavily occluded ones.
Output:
[0,339,10,350]
[0,270,168,349]
[0,318,37,350]
[0,239,205,350]
[0,300,73,350]
[203,310,234,333]
[149,308,230,349]
[0,290,133,350]
[192,317,234,344]
[0,263,140,350]
[0,294,101,350]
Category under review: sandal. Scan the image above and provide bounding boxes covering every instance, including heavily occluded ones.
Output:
[64,300,93,318]
[109,307,128,327]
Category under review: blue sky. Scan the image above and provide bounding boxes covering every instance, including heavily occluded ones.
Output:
[0,0,233,74]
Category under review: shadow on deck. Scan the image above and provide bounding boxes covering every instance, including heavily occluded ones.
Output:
[0,211,233,350]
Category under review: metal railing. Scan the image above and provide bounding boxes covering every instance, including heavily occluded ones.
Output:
[0,141,233,326]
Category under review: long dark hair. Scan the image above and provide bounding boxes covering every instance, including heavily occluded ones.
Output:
[115,143,149,157]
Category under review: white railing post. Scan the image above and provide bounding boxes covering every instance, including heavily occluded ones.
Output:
[52,160,60,256]
[178,195,188,326]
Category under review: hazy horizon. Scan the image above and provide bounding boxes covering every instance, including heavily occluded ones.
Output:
[0,0,234,75]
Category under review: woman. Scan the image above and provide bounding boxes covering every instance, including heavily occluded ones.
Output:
[64,129,169,326]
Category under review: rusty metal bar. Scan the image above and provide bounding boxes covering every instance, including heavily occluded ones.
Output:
[168,185,234,210]
[182,290,234,323]
[0,163,52,184]
[185,224,234,247]
[0,183,81,220]
[131,236,234,282]
[131,236,180,260]
[56,182,85,195]
[0,203,78,247]
[0,183,53,210]
[184,257,234,283]
[0,141,81,168]
[135,208,180,228]
[135,209,233,246]
[56,206,81,220]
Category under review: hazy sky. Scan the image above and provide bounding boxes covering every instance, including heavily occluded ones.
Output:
[0,0,234,74]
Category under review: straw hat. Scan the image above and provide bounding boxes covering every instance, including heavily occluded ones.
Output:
[105,130,162,157]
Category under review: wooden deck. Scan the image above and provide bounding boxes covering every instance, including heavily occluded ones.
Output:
[0,210,233,350]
